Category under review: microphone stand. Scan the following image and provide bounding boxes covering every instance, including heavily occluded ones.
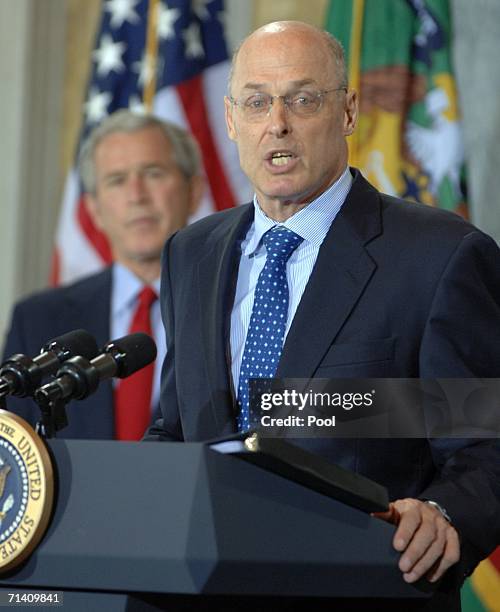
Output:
[0,381,11,409]
[34,355,97,439]
[35,396,69,439]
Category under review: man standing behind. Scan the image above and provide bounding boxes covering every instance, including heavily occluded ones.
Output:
[146,21,500,606]
[3,110,204,440]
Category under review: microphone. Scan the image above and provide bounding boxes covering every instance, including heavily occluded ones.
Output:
[34,332,157,406]
[0,329,99,399]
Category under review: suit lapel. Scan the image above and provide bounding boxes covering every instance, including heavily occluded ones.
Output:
[196,206,254,434]
[277,171,382,379]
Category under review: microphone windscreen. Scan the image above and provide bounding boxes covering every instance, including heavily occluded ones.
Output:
[104,332,157,378]
[43,329,99,361]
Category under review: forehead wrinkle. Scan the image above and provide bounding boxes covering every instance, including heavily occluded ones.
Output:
[234,53,336,91]
[244,78,319,89]
[99,160,168,178]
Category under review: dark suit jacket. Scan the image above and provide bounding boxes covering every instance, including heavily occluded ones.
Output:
[147,169,500,582]
[2,268,115,438]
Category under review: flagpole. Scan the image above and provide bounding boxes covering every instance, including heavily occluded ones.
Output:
[347,0,364,168]
[144,0,160,111]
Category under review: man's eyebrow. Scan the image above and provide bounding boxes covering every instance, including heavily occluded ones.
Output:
[102,170,126,180]
[240,82,267,91]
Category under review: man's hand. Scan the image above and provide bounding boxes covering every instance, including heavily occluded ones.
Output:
[373,498,460,583]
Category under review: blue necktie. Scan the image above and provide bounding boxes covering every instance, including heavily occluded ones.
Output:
[237,226,303,431]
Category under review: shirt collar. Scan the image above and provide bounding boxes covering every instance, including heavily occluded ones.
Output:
[244,166,352,256]
[111,263,161,317]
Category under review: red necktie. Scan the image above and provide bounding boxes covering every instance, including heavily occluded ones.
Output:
[114,286,158,440]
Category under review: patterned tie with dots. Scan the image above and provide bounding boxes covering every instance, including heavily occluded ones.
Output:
[237,226,303,431]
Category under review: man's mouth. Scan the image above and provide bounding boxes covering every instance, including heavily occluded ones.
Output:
[269,152,295,166]
[127,216,157,227]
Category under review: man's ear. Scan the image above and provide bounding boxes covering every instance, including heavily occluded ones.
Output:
[224,96,237,142]
[343,89,358,136]
[188,175,205,216]
[83,192,105,231]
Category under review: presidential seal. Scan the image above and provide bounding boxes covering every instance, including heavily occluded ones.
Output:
[0,410,53,572]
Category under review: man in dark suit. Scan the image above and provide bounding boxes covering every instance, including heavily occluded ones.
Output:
[2,110,204,439]
[146,21,500,601]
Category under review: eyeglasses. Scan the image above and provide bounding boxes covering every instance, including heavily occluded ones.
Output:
[229,87,347,121]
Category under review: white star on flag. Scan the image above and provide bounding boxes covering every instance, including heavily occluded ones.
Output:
[133,53,154,87]
[192,0,211,20]
[183,22,205,59]
[93,34,126,76]
[157,4,180,40]
[84,88,112,124]
[105,0,140,29]
[128,95,146,114]
[133,53,164,87]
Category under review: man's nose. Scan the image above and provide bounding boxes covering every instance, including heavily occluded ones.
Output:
[267,97,292,138]
[127,173,148,202]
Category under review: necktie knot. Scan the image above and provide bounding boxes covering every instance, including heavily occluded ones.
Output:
[263,226,303,262]
[137,286,158,310]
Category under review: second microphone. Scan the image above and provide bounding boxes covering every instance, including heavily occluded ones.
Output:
[34,333,157,406]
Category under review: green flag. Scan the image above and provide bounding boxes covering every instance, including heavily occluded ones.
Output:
[325,0,467,216]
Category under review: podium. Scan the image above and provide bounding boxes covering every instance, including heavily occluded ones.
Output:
[0,440,444,611]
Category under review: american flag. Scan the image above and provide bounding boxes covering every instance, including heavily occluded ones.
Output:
[52,0,251,285]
